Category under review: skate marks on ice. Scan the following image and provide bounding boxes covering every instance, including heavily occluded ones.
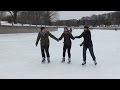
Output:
[0,29,120,78]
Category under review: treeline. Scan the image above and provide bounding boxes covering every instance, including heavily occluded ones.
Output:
[0,11,58,26]
[78,11,120,26]
[1,11,120,27]
[52,19,78,26]
[53,11,120,27]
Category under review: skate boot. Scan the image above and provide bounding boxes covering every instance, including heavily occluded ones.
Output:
[82,61,86,65]
[61,57,65,63]
[47,57,50,63]
[67,58,71,64]
[94,60,97,65]
[42,57,45,63]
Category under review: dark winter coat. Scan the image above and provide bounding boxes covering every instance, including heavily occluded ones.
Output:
[75,30,93,47]
[36,31,58,46]
[59,32,75,46]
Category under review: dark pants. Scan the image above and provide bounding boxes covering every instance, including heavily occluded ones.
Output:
[63,45,71,58]
[83,46,96,61]
[41,45,50,58]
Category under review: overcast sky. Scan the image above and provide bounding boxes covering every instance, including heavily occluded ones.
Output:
[59,11,116,20]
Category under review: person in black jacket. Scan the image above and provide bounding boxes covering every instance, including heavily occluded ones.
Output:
[35,27,59,63]
[69,27,72,33]
[59,27,75,63]
[74,26,97,65]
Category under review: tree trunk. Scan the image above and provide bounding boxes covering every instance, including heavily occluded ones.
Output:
[8,11,18,25]
[13,11,18,24]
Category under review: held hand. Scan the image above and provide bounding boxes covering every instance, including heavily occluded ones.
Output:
[57,39,59,42]
[73,37,75,40]
[80,44,82,46]
[58,38,61,41]
[80,43,83,47]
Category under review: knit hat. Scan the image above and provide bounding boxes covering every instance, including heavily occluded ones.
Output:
[84,25,89,29]
[41,27,45,31]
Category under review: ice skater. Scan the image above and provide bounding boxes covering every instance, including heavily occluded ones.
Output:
[59,27,75,64]
[35,27,59,63]
[69,27,72,33]
[74,26,97,65]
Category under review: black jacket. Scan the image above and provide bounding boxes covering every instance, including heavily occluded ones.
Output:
[36,31,58,46]
[75,30,93,47]
[59,32,75,46]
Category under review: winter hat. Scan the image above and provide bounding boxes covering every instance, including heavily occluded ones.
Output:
[41,27,45,31]
[84,25,89,29]
[64,27,69,31]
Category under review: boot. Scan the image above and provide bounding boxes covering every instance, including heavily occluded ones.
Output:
[47,57,50,63]
[82,61,86,65]
[94,60,97,65]
[67,58,71,64]
[61,57,65,63]
[42,57,45,63]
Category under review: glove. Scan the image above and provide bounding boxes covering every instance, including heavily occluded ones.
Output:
[80,43,83,46]
[59,38,61,40]
[80,44,82,46]
[57,39,59,42]
[74,36,76,38]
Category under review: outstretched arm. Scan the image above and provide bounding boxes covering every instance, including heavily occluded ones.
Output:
[59,33,64,40]
[48,32,59,41]
[75,32,84,38]
[35,32,41,46]
[70,33,75,40]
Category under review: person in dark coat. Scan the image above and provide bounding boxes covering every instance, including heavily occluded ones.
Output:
[69,27,72,33]
[59,27,75,63]
[74,26,97,65]
[35,27,59,63]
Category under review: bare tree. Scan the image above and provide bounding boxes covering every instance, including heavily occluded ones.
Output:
[0,11,5,25]
[49,11,59,22]
[8,11,19,25]
[43,11,59,25]
[34,11,43,26]
[11,11,59,26]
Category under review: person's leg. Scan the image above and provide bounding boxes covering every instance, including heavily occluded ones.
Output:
[88,46,96,61]
[82,46,87,65]
[45,45,50,58]
[62,45,67,62]
[63,45,67,58]
[67,45,71,58]
[67,45,71,63]
[41,45,45,63]
[45,45,50,63]
[88,46,97,65]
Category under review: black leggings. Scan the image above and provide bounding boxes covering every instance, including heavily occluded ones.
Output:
[41,45,50,58]
[63,45,71,58]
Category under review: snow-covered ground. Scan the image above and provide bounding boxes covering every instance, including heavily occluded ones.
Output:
[0,28,120,79]
[0,21,59,27]
[1,21,30,26]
